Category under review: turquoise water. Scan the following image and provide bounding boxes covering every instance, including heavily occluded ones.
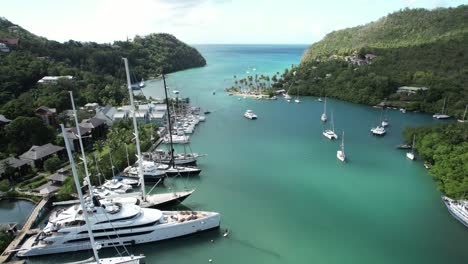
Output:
[0,199,35,228]
[26,45,467,264]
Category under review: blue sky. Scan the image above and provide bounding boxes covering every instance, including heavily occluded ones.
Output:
[1,0,467,44]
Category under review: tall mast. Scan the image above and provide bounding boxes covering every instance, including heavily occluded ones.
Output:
[162,74,175,167]
[123,58,146,200]
[60,124,100,262]
[341,131,345,153]
[442,97,446,114]
[69,91,94,200]
[412,135,415,154]
[463,105,467,120]
[324,97,327,114]
[331,111,335,132]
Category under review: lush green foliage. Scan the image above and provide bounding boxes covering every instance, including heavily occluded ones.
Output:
[0,179,10,192]
[404,123,467,199]
[284,5,468,117]
[302,6,468,61]
[43,155,62,173]
[0,231,13,252]
[0,117,55,155]
[0,17,205,115]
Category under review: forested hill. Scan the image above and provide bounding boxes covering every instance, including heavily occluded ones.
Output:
[302,6,468,61]
[0,17,206,117]
[281,5,467,117]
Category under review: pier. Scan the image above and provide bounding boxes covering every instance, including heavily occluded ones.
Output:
[0,197,48,263]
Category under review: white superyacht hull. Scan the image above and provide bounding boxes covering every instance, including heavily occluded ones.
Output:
[17,212,220,257]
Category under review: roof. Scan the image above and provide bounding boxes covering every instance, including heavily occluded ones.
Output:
[397,86,429,92]
[62,126,92,140]
[19,143,64,161]
[80,117,106,129]
[37,76,73,83]
[48,173,69,182]
[0,38,19,46]
[154,104,168,112]
[135,110,148,118]
[150,112,165,119]
[113,111,128,119]
[37,182,61,194]
[0,114,11,123]
[138,104,151,111]
[0,157,29,174]
[97,105,117,118]
[35,106,56,114]
[84,103,99,108]
[120,105,133,111]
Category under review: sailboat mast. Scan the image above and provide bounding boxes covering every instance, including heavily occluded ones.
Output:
[331,111,335,132]
[342,131,345,153]
[463,105,467,120]
[123,58,146,200]
[442,97,446,114]
[162,74,175,167]
[69,91,94,200]
[60,124,100,262]
[324,98,327,113]
[412,135,415,154]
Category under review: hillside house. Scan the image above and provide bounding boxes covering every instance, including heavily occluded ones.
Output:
[19,143,65,168]
[35,106,57,127]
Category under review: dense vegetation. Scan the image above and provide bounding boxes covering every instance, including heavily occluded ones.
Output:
[0,17,204,157]
[0,17,205,118]
[278,5,468,118]
[404,123,467,199]
[0,231,13,252]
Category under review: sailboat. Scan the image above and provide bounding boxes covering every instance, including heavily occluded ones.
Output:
[122,58,195,206]
[157,73,202,177]
[433,97,450,119]
[337,131,346,162]
[19,124,146,263]
[323,111,338,140]
[381,108,389,127]
[321,97,327,122]
[406,135,416,160]
[371,109,386,136]
[294,87,301,103]
[17,125,219,258]
[458,105,467,123]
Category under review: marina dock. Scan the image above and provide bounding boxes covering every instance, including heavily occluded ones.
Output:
[0,198,48,263]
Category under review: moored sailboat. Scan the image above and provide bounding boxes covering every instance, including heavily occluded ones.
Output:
[457,105,467,123]
[321,97,327,122]
[433,97,451,119]
[323,111,338,140]
[337,131,346,162]
[406,135,416,160]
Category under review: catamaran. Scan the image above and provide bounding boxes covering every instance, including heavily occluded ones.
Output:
[433,97,450,119]
[458,105,467,123]
[337,131,346,162]
[321,97,327,122]
[244,110,258,119]
[370,126,386,136]
[406,135,415,160]
[323,111,338,140]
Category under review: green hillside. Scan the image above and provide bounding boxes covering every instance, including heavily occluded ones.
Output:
[278,5,468,117]
[302,6,468,61]
[0,17,206,117]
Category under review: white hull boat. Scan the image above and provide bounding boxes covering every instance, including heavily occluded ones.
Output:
[17,203,220,257]
[442,196,468,228]
[244,110,257,120]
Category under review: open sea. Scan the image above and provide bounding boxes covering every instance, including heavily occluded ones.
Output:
[23,45,468,264]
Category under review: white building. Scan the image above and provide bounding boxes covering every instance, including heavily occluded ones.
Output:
[37,76,73,84]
